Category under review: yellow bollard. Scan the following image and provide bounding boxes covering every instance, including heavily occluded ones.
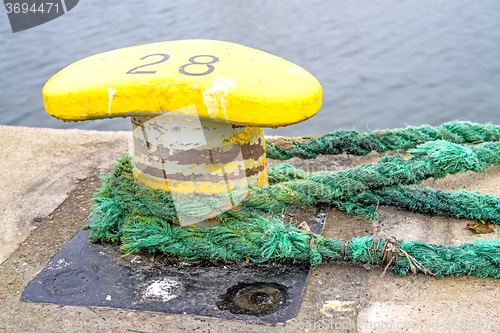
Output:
[43,40,322,226]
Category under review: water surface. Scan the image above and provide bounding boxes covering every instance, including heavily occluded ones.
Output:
[1,0,499,137]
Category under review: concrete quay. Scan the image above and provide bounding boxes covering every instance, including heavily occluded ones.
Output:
[1,125,500,332]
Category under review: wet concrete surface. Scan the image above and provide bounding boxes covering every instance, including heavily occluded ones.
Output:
[2,127,500,332]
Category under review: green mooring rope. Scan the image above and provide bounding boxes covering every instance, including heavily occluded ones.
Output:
[85,121,500,278]
[266,121,500,160]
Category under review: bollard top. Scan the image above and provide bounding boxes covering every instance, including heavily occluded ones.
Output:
[43,39,322,128]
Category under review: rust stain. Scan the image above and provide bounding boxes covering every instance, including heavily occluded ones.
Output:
[133,137,264,165]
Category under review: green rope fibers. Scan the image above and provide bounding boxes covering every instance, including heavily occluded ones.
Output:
[121,216,500,278]
[373,186,500,223]
[86,134,500,278]
[266,121,500,160]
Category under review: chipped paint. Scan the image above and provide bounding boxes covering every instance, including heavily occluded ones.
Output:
[320,301,358,317]
[107,87,116,114]
[288,67,309,76]
[203,77,236,119]
[156,83,172,89]
[131,114,266,198]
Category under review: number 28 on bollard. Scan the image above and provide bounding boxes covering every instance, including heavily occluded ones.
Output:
[42,39,322,226]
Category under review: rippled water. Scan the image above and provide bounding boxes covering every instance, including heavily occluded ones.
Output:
[1,0,500,137]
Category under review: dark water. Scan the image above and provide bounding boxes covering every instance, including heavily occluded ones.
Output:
[1,0,500,137]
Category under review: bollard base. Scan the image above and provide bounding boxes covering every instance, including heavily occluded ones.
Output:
[21,205,327,324]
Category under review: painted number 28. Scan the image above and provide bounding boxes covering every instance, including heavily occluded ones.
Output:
[126,54,219,76]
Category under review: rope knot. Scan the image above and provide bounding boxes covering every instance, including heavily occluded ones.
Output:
[367,237,435,277]
[341,240,350,261]
[308,234,323,266]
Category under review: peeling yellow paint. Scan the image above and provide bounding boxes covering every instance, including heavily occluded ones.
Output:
[134,169,169,191]
[195,182,227,193]
[257,168,268,186]
[168,180,196,194]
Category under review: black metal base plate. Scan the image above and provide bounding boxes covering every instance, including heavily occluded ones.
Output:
[21,206,327,324]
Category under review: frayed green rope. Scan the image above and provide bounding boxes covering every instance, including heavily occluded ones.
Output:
[85,122,500,278]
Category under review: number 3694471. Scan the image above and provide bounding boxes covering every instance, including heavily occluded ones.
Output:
[5,2,60,14]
